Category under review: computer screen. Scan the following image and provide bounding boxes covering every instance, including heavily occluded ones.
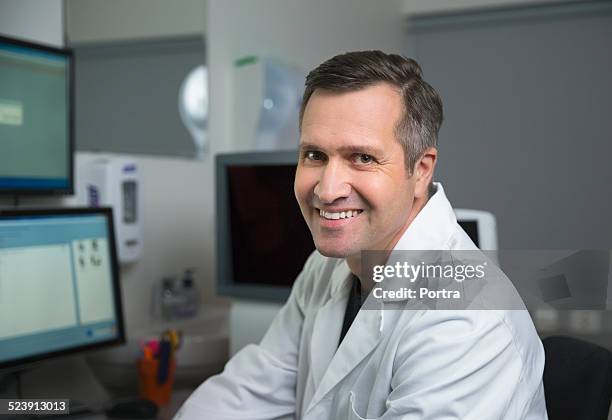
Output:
[217,151,315,301]
[0,208,124,371]
[0,35,73,195]
[458,220,479,247]
[228,164,315,287]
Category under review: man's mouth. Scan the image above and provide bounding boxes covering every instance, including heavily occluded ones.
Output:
[317,208,363,220]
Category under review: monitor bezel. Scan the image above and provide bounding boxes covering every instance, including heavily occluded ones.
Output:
[216,150,302,302]
[0,34,74,196]
[0,207,125,372]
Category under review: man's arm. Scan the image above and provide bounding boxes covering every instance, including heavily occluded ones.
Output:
[378,310,547,419]
[174,253,317,420]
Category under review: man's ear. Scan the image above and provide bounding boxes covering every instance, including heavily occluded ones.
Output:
[412,147,438,199]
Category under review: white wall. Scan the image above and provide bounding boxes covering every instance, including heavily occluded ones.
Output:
[0,0,64,47]
[65,0,206,44]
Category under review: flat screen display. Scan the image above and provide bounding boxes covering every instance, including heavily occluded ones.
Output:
[0,35,73,195]
[0,208,124,370]
[227,164,315,287]
[458,220,479,247]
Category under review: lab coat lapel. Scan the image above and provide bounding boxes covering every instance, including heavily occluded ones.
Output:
[309,262,351,390]
[306,300,383,414]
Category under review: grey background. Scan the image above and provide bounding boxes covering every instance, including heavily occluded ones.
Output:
[406,1,612,249]
[72,36,205,158]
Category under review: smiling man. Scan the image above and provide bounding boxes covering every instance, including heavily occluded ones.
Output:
[176,51,547,420]
[295,78,434,291]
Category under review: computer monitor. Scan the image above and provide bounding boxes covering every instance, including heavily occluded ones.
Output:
[216,151,314,302]
[454,209,498,250]
[216,152,499,302]
[0,208,124,372]
[0,35,73,195]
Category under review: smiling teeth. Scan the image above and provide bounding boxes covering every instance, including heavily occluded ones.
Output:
[319,209,362,220]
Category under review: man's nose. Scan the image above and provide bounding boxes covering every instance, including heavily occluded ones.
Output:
[313,161,351,204]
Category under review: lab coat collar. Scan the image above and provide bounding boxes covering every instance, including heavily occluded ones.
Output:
[393,182,457,251]
[376,183,458,304]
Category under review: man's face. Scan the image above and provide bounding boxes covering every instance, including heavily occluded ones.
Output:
[295,83,418,259]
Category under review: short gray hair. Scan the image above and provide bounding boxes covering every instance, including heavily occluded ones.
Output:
[300,50,443,173]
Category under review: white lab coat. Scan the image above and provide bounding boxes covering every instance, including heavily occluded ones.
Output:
[176,184,548,419]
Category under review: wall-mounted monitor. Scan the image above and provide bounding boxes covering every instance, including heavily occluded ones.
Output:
[0,208,124,372]
[0,35,73,195]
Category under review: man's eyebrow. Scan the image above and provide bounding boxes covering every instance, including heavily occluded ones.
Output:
[298,142,320,151]
[336,144,384,156]
[298,142,385,157]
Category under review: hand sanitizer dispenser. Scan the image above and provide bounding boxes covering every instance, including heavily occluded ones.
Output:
[84,157,143,263]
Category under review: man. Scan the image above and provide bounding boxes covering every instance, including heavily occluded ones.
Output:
[176,51,547,419]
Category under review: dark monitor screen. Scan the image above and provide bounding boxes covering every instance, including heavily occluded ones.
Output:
[227,164,315,288]
[0,35,73,195]
[458,220,479,247]
[0,208,124,371]
[217,152,315,301]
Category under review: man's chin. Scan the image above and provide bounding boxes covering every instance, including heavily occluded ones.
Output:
[314,243,358,259]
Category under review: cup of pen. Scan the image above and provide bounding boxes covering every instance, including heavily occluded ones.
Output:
[138,329,181,406]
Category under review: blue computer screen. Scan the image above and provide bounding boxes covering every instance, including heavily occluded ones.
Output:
[0,37,71,193]
[0,212,121,366]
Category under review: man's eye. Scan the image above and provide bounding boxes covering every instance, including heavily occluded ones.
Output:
[304,150,325,161]
[355,154,375,165]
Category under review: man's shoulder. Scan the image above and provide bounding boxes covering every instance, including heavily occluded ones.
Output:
[399,308,544,372]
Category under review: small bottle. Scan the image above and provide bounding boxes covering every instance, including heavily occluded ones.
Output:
[161,277,179,320]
